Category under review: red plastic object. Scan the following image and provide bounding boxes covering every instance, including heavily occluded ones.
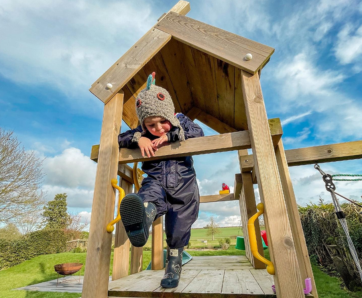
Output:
[260,230,268,246]
[222,183,230,191]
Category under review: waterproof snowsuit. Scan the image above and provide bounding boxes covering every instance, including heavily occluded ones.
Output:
[118,113,204,249]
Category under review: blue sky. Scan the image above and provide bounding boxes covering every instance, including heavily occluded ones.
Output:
[1,0,361,228]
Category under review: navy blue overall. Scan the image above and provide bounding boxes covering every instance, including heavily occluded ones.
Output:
[118,113,204,249]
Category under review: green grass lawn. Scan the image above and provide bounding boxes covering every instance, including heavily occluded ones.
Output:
[144,226,246,248]
[1,247,360,298]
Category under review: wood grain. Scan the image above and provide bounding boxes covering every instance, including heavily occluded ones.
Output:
[238,172,265,269]
[200,193,236,203]
[90,1,192,104]
[119,130,251,163]
[90,118,282,164]
[241,71,304,298]
[240,139,362,172]
[82,93,124,298]
[156,12,274,74]
[152,216,164,270]
[130,245,143,275]
[90,29,171,104]
[112,177,132,280]
[275,139,318,298]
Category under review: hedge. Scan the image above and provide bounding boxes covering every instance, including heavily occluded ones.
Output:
[0,229,67,270]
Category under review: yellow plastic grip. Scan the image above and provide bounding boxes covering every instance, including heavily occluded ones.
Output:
[247,203,275,275]
[106,179,125,233]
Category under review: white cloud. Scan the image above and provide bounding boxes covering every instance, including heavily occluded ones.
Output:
[335,24,362,64]
[0,0,154,111]
[283,127,311,146]
[42,184,93,208]
[281,111,312,126]
[43,147,96,189]
[275,53,344,104]
[78,211,92,224]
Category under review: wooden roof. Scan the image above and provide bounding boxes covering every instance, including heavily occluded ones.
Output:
[90,2,274,131]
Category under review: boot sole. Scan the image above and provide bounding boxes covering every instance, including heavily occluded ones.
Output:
[161,278,180,288]
[120,194,148,247]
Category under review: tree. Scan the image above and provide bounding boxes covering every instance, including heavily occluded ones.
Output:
[0,223,22,240]
[0,129,44,225]
[43,193,70,229]
[205,216,221,240]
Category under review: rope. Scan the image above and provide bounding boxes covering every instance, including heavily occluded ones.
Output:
[315,164,362,283]
[331,174,362,181]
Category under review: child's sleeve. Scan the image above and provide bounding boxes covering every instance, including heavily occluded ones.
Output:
[118,126,143,149]
[167,114,204,142]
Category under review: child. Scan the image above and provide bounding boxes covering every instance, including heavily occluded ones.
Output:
[118,73,204,288]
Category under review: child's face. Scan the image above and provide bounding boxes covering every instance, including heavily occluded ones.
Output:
[144,116,172,137]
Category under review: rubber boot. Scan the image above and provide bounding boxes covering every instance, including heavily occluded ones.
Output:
[120,194,156,247]
[161,247,183,288]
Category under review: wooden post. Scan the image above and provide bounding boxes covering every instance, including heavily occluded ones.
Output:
[82,92,124,298]
[275,139,319,298]
[131,245,143,274]
[152,216,164,270]
[112,177,132,280]
[241,71,304,298]
[237,170,265,269]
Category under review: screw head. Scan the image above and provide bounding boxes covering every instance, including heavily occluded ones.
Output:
[106,83,113,89]
[244,53,253,61]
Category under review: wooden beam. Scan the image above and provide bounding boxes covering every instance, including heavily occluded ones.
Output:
[112,177,132,280]
[275,139,318,298]
[241,70,304,298]
[119,130,251,163]
[90,1,191,104]
[82,92,124,298]
[156,12,274,74]
[234,174,243,201]
[90,118,282,164]
[200,193,236,203]
[152,216,164,270]
[240,139,362,172]
[239,172,265,269]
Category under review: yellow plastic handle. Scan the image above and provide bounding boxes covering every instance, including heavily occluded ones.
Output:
[106,179,125,233]
[247,203,275,275]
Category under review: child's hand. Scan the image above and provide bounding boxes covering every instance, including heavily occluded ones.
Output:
[151,135,169,148]
[138,137,157,158]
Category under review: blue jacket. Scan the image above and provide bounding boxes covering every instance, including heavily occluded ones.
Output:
[118,113,204,188]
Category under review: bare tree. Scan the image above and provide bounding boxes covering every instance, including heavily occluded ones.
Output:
[205,216,221,241]
[65,213,89,240]
[0,129,44,225]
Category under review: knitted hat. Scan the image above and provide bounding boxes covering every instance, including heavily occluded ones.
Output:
[132,73,185,143]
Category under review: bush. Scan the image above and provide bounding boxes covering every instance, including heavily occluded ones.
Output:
[218,239,224,246]
[299,201,362,290]
[0,229,67,270]
[72,247,86,253]
[225,238,231,245]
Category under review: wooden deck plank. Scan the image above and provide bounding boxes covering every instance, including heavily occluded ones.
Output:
[250,269,275,295]
[108,256,278,298]
[182,270,224,295]
[156,12,274,74]
[223,270,264,295]
[153,269,201,294]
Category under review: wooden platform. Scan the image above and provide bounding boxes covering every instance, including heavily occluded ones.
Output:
[108,255,276,297]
